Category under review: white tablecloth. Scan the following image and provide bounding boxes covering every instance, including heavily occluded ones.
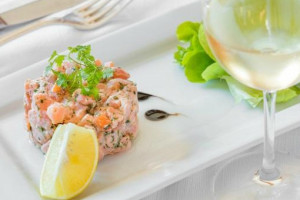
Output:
[0,0,196,78]
[1,1,299,200]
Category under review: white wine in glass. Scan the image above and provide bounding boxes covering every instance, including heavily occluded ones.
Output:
[204,0,300,199]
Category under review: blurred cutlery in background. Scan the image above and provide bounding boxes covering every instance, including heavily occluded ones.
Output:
[0,0,86,29]
[0,0,133,46]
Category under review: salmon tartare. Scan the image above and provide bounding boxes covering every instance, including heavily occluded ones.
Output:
[24,45,139,160]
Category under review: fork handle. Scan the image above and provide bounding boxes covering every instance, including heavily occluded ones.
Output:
[0,17,7,29]
[0,18,57,46]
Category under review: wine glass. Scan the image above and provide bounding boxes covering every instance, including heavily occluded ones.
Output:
[203,0,300,199]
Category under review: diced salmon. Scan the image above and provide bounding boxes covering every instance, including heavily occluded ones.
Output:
[95,59,102,66]
[104,61,114,67]
[24,60,139,159]
[73,89,96,106]
[47,103,72,124]
[78,114,94,127]
[113,67,130,79]
[95,113,111,129]
[34,93,53,111]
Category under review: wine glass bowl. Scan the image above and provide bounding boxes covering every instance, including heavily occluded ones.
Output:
[203,0,300,199]
[204,0,300,91]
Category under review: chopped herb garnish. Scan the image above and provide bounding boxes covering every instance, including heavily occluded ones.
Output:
[119,83,125,90]
[49,50,66,67]
[86,103,94,113]
[46,45,114,99]
[38,126,45,132]
[104,125,111,130]
[45,65,52,74]
[103,67,114,79]
[126,120,130,123]
[114,137,121,148]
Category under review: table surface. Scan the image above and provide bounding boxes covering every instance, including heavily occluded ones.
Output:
[0,0,196,78]
[1,1,300,200]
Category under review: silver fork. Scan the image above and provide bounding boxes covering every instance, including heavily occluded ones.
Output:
[0,0,133,45]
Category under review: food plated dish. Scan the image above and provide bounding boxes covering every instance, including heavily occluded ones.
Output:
[1,1,300,199]
[24,45,138,160]
[24,45,139,198]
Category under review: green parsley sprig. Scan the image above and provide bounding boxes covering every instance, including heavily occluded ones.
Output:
[46,45,114,99]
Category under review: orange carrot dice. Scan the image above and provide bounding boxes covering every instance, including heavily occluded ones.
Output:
[95,114,111,128]
[52,83,61,93]
[95,59,102,66]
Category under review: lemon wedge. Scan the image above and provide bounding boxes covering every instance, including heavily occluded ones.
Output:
[40,123,99,199]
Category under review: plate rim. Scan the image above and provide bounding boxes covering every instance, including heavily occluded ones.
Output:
[1,1,300,199]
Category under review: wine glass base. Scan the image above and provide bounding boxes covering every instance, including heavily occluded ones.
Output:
[213,152,300,200]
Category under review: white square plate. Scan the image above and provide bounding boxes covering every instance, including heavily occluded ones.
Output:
[1,1,300,199]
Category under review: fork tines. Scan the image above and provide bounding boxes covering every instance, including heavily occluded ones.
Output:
[75,0,133,25]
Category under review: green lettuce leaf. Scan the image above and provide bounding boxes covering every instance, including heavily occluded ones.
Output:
[221,77,299,107]
[183,51,214,83]
[276,88,298,103]
[176,21,200,42]
[198,24,216,61]
[188,35,204,52]
[174,21,300,107]
[174,46,187,66]
[222,76,263,107]
[202,62,228,81]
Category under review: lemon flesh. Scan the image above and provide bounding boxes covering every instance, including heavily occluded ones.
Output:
[40,123,99,199]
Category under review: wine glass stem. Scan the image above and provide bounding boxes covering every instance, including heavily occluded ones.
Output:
[259,91,280,181]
